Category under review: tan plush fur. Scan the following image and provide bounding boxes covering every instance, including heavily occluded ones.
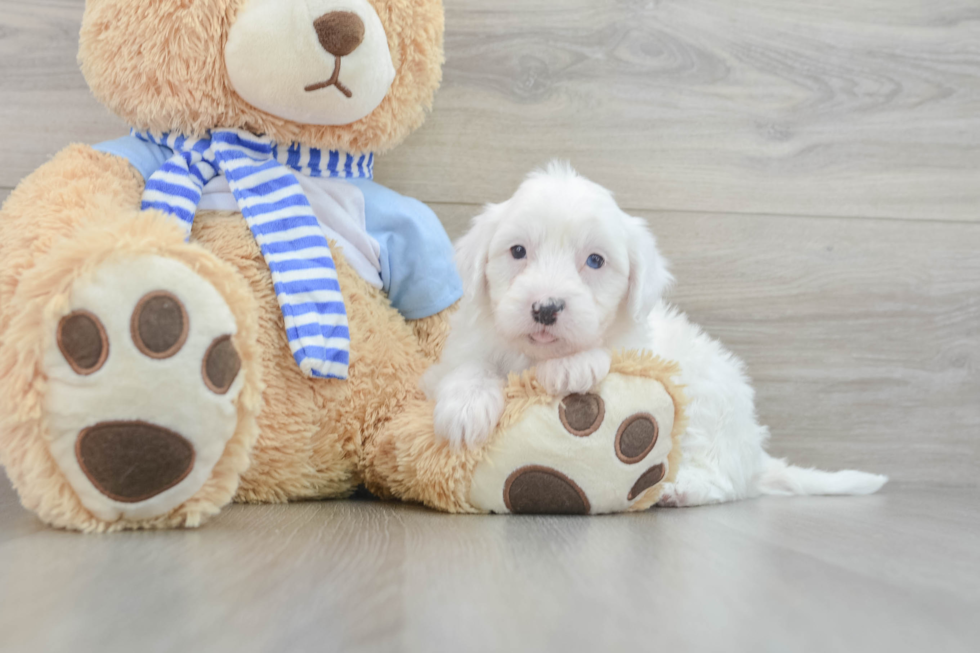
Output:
[0,146,144,334]
[79,0,444,154]
[408,304,458,362]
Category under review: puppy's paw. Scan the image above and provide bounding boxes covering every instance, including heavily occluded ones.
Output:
[537,349,611,396]
[433,384,506,450]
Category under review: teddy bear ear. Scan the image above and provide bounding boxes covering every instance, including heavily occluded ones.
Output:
[78,0,446,153]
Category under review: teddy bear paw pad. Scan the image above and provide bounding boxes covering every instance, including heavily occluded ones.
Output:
[469,373,678,515]
[76,421,195,503]
[43,255,243,522]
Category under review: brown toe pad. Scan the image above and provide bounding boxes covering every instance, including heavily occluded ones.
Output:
[615,413,659,464]
[57,311,109,375]
[131,291,189,359]
[203,335,241,395]
[76,421,195,503]
[559,394,605,437]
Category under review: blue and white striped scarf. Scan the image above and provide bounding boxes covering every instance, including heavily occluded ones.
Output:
[134,129,375,380]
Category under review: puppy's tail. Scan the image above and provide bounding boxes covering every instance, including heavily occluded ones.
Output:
[757,454,888,497]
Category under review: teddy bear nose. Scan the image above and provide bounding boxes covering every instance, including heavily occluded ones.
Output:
[314,11,366,58]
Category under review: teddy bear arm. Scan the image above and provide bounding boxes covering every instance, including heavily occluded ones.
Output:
[0,145,145,336]
[361,352,689,516]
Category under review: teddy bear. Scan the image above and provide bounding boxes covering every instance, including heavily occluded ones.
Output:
[0,0,687,532]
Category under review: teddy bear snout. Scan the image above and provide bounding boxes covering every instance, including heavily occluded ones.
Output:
[314,11,366,58]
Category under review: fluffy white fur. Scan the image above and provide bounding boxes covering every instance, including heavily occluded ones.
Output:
[425,162,889,506]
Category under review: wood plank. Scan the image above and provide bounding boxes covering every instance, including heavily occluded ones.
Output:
[381,0,980,221]
[2,1,980,221]
[434,203,980,485]
[0,1,129,188]
[1,479,978,653]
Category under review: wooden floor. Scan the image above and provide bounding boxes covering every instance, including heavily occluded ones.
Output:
[1,479,979,653]
[1,0,979,651]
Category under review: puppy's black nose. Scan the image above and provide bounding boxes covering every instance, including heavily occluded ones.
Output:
[314,11,365,57]
[532,299,565,326]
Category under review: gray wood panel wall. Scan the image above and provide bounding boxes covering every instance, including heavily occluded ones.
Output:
[1,0,978,485]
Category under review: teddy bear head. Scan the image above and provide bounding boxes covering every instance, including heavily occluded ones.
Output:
[79,0,444,153]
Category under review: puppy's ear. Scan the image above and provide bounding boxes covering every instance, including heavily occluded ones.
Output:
[625,214,673,321]
[455,202,504,301]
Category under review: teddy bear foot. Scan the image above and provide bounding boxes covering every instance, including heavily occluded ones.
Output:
[44,254,245,523]
[466,355,688,515]
[362,353,687,516]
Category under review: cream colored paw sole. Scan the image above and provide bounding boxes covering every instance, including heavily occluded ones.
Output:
[43,255,243,522]
[469,373,677,515]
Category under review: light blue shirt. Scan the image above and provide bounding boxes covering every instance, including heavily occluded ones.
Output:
[95,136,462,320]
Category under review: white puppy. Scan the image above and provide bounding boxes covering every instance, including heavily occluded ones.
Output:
[424,162,888,506]
[424,161,669,448]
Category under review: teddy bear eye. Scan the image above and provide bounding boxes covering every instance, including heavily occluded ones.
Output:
[511,245,527,260]
[586,254,605,269]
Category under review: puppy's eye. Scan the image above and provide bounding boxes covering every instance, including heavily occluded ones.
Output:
[511,245,527,260]
[586,254,605,269]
